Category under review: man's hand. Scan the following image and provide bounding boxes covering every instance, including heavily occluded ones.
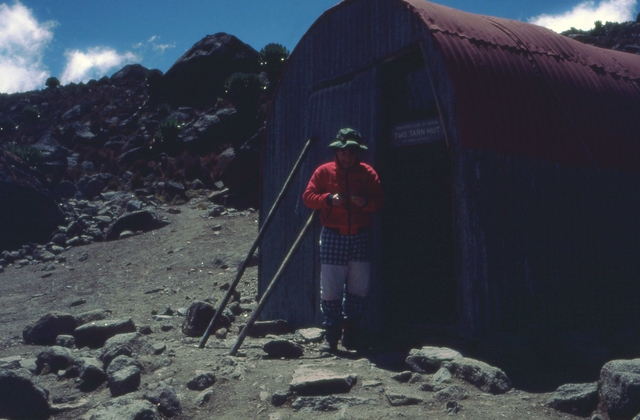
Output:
[351,195,366,207]
[331,194,346,206]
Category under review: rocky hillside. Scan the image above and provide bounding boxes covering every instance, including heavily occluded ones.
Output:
[561,15,640,54]
[0,33,287,253]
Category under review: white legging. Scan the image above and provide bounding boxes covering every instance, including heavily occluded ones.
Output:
[320,262,371,301]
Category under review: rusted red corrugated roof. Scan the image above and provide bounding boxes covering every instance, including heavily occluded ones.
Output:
[404,0,640,173]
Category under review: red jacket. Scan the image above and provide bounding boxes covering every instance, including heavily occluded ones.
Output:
[302,158,383,235]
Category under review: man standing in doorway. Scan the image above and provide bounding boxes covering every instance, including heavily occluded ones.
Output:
[302,128,384,352]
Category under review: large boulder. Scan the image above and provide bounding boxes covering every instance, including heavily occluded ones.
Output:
[600,358,640,419]
[0,150,65,250]
[161,33,260,109]
[23,312,78,345]
[0,369,50,420]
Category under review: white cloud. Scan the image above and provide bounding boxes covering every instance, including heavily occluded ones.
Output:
[529,0,637,32]
[0,1,56,93]
[60,47,139,84]
[132,35,175,55]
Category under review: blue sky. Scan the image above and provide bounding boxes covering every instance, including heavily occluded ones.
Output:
[1,0,638,94]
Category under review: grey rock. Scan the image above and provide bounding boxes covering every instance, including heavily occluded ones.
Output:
[0,368,50,420]
[406,346,463,374]
[105,209,165,240]
[600,358,640,419]
[443,357,511,394]
[100,332,155,366]
[547,382,598,417]
[77,357,107,384]
[263,339,304,359]
[80,396,160,420]
[0,356,22,370]
[106,355,142,375]
[144,384,182,417]
[55,334,76,348]
[243,319,293,337]
[73,318,136,348]
[271,389,292,407]
[289,366,357,396]
[108,364,141,397]
[391,371,413,383]
[75,308,111,325]
[291,395,375,411]
[152,343,167,355]
[23,312,78,345]
[433,366,453,384]
[187,371,216,391]
[193,389,214,406]
[384,388,424,406]
[295,327,325,343]
[36,346,78,374]
[181,301,229,337]
[434,385,470,402]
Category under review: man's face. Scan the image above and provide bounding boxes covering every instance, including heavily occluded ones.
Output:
[336,147,359,169]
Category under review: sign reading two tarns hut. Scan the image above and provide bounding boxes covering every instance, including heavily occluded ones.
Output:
[391,119,443,148]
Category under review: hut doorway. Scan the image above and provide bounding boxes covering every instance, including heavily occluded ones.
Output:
[378,50,456,331]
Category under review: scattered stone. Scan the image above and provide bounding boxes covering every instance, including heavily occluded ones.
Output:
[391,371,413,383]
[119,230,135,239]
[406,346,463,374]
[0,356,22,370]
[80,396,160,420]
[139,325,153,335]
[600,358,640,419]
[144,384,182,417]
[75,308,112,325]
[291,395,375,411]
[100,332,156,368]
[152,343,167,355]
[35,346,78,374]
[181,301,229,337]
[194,389,214,406]
[187,371,216,391]
[161,324,174,332]
[384,388,424,406]
[107,356,141,397]
[271,390,292,407]
[408,372,424,383]
[433,366,453,384]
[215,328,228,339]
[434,385,470,402]
[362,380,383,387]
[263,339,304,359]
[289,366,357,396]
[243,319,293,337]
[547,382,599,417]
[446,400,461,414]
[73,318,137,348]
[295,327,325,343]
[55,334,76,348]
[77,358,108,385]
[0,368,50,420]
[69,298,87,307]
[23,312,78,345]
[442,357,511,394]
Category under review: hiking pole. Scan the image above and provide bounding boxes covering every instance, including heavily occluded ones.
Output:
[199,135,319,348]
[230,209,318,356]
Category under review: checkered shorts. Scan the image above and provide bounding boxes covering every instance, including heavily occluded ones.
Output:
[319,227,372,266]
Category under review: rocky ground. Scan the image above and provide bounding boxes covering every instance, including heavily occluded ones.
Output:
[0,191,614,420]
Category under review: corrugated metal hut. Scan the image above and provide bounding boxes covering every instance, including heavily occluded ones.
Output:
[258,0,640,343]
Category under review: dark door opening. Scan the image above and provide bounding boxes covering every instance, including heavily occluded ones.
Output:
[378,49,456,330]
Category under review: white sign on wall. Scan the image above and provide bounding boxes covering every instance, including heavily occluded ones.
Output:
[391,119,443,147]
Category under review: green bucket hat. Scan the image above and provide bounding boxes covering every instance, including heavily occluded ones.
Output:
[329,128,368,150]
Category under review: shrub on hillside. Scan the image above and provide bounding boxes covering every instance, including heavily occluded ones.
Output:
[260,43,290,89]
[45,77,60,89]
[223,72,266,114]
[22,106,40,125]
[3,143,44,168]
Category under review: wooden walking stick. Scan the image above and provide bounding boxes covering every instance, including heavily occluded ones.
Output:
[199,136,318,348]
[230,210,318,355]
